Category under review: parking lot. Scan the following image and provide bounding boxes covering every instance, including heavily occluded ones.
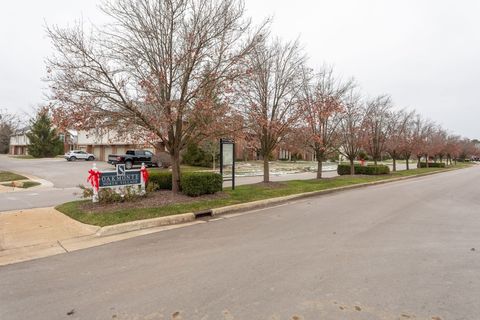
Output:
[0,155,113,188]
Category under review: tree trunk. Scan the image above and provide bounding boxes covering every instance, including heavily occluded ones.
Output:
[263,157,270,183]
[171,151,181,193]
[417,157,421,168]
[392,157,397,172]
[374,158,378,166]
[316,160,323,179]
[406,156,410,170]
[350,158,355,175]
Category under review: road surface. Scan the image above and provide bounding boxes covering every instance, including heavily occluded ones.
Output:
[1,166,479,319]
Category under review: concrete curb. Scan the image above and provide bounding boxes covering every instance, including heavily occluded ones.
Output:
[96,213,196,236]
[94,166,467,237]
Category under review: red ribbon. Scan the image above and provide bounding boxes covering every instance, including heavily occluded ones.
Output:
[87,169,101,191]
[141,167,149,183]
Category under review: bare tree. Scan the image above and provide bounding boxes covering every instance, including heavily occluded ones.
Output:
[410,115,435,168]
[299,66,354,178]
[400,111,422,170]
[47,0,265,192]
[445,134,462,165]
[237,38,306,183]
[338,90,366,175]
[385,109,413,171]
[0,109,19,154]
[363,95,392,165]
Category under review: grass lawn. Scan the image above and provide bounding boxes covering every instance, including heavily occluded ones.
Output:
[0,171,28,182]
[8,155,35,159]
[56,164,471,227]
[1,181,41,188]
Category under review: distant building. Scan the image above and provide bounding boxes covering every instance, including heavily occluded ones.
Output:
[9,127,30,155]
[9,128,157,161]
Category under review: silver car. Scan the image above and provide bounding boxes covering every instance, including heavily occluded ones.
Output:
[64,150,96,161]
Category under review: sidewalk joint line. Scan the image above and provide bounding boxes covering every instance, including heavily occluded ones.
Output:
[57,240,69,253]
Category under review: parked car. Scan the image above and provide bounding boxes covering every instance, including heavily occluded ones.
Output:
[64,150,95,161]
[107,150,158,169]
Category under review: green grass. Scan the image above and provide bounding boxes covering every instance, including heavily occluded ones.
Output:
[0,171,28,182]
[20,181,41,188]
[8,155,35,159]
[56,164,471,227]
[1,181,41,188]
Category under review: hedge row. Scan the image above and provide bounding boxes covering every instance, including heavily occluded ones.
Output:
[418,162,446,168]
[337,164,390,175]
[148,171,222,197]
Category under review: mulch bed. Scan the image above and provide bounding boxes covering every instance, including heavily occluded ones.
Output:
[79,190,229,214]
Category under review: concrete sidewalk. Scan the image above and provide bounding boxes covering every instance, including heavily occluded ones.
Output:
[0,208,99,265]
[0,207,204,266]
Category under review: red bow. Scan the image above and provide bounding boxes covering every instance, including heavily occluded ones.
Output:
[141,167,149,183]
[87,169,101,191]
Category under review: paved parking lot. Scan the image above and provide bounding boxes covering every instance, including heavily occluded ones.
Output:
[0,155,113,188]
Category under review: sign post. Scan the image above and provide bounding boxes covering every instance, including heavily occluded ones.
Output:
[220,138,235,190]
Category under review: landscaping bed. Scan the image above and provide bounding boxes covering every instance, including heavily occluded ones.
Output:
[56,165,470,227]
[0,171,42,189]
[1,181,41,188]
[0,171,27,182]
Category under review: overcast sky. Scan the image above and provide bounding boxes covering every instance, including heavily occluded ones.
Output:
[1,0,479,138]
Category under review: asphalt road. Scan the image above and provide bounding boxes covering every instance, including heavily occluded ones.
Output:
[1,166,479,319]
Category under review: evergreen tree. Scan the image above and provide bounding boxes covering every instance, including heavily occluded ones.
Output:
[27,111,64,158]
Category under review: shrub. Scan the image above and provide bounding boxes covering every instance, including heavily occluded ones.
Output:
[337,164,390,175]
[182,143,213,168]
[337,164,354,175]
[362,165,390,175]
[148,171,173,190]
[417,162,446,168]
[181,172,223,197]
[79,185,144,203]
[147,170,223,196]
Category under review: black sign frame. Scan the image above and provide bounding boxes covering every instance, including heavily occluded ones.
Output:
[220,138,235,190]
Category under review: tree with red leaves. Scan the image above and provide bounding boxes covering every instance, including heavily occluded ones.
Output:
[47,0,265,192]
[363,95,392,165]
[236,38,306,183]
[299,66,354,178]
[338,90,366,175]
[385,109,413,172]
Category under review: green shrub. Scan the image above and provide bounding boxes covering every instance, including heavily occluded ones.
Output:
[148,171,173,190]
[182,143,214,168]
[417,162,446,168]
[337,164,390,175]
[79,185,144,203]
[181,172,223,197]
[337,164,354,175]
[147,170,222,196]
[362,165,390,175]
